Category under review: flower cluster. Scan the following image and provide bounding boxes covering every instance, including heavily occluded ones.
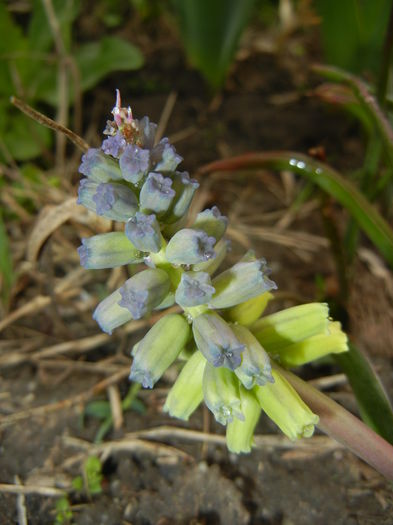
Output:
[77,92,348,453]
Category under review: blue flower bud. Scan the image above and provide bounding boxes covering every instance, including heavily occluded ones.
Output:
[93,288,133,334]
[175,271,215,307]
[125,212,162,253]
[137,116,157,149]
[164,350,206,420]
[139,172,175,214]
[210,258,277,309]
[151,138,182,171]
[166,229,216,265]
[192,312,245,370]
[119,144,150,184]
[118,268,170,319]
[77,179,138,221]
[226,386,261,453]
[203,363,244,425]
[130,313,190,388]
[163,171,199,223]
[102,131,127,158]
[78,148,122,182]
[78,232,143,269]
[231,324,274,389]
[193,206,228,242]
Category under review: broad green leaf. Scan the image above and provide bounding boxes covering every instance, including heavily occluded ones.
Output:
[76,36,144,92]
[200,152,393,267]
[1,112,52,161]
[335,343,393,444]
[170,0,256,89]
[84,400,111,419]
[314,0,391,75]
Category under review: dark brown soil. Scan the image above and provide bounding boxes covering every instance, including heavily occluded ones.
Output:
[1,8,392,525]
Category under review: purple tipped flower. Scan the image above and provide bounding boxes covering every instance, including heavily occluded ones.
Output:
[192,312,245,370]
[166,228,216,265]
[102,131,127,158]
[125,212,162,253]
[120,144,150,184]
[139,172,175,214]
[151,138,183,171]
[163,171,199,223]
[77,179,138,222]
[78,232,143,269]
[79,148,122,182]
[118,268,170,319]
[175,272,215,307]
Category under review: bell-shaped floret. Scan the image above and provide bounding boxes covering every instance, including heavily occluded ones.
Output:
[175,271,215,307]
[272,320,348,367]
[163,350,206,420]
[193,206,228,242]
[119,144,150,184]
[129,313,190,388]
[203,363,244,425]
[77,179,138,221]
[163,171,199,223]
[254,368,319,440]
[225,292,274,326]
[93,288,133,334]
[192,312,245,370]
[139,172,176,214]
[210,258,277,309]
[226,387,261,453]
[231,324,274,389]
[78,148,122,182]
[125,212,162,253]
[137,116,157,149]
[118,268,171,320]
[102,131,127,158]
[193,238,229,275]
[250,303,330,354]
[78,232,143,269]
[150,138,182,172]
[166,228,216,265]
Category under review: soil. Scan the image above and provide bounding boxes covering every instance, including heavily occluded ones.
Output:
[1,6,393,525]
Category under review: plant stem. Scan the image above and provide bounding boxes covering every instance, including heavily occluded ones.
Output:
[377,2,393,107]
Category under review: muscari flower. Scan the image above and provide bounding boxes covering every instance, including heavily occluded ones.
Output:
[166,228,216,265]
[175,271,215,307]
[192,312,245,370]
[150,138,183,172]
[226,386,261,453]
[163,171,199,223]
[102,130,127,158]
[77,179,138,221]
[203,363,244,425]
[139,172,176,215]
[120,144,150,184]
[78,232,143,269]
[193,206,228,242]
[130,313,190,388]
[79,148,122,182]
[125,212,162,253]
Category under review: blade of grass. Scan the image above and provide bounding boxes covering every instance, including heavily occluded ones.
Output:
[199,151,393,267]
[335,343,393,444]
[277,365,393,481]
[0,211,14,307]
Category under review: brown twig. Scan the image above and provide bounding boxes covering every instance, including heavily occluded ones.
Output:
[10,97,89,153]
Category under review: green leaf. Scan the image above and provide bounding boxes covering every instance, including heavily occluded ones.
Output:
[335,343,393,444]
[1,112,52,161]
[170,0,256,89]
[76,36,144,92]
[84,456,103,495]
[314,0,391,75]
[200,152,393,268]
[84,400,111,420]
[71,475,84,492]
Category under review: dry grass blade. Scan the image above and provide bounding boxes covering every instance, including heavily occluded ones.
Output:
[27,198,80,262]
[0,484,65,497]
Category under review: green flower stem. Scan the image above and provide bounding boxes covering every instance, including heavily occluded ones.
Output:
[277,365,393,482]
[183,304,210,319]
[199,151,393,267]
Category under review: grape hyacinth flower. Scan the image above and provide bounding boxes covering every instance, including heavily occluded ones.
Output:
[77,92,349,453]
